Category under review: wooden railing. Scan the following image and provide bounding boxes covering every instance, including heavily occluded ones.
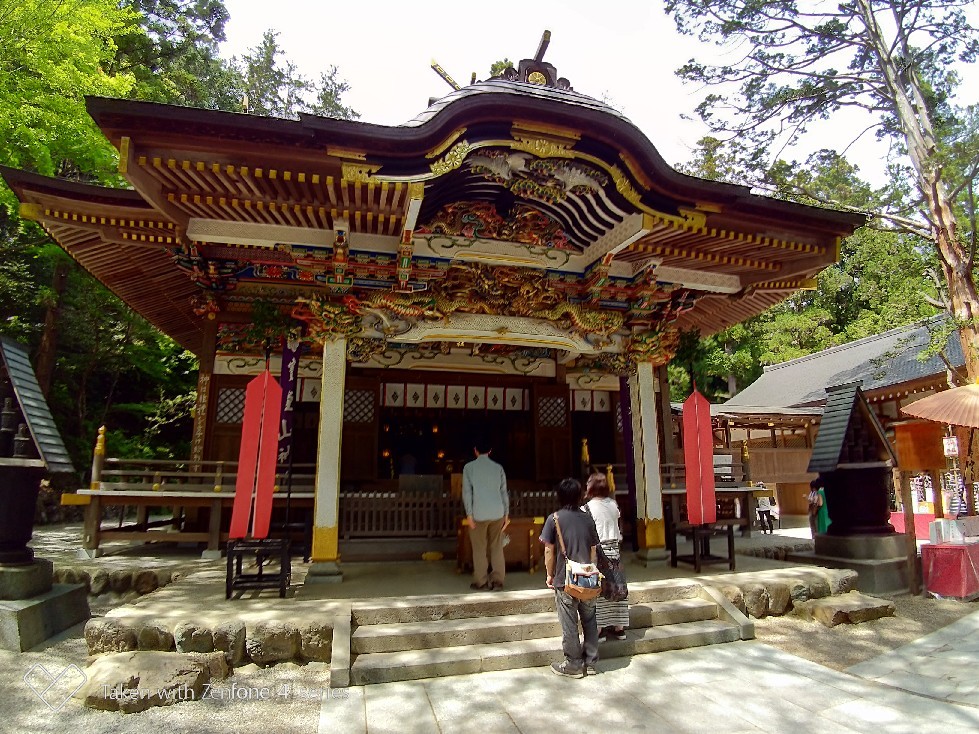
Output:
[660,460,748,489]
[338,491,457,539]
[91,458,317,494]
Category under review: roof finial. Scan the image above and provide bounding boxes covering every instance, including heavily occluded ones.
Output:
[430,60,461,91]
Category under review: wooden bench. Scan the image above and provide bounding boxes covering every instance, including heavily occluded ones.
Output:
[69,459,316,556]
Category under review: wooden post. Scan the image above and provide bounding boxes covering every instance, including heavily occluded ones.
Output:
[930,470,945,518]
[82,495,102,552]
[895,467,920,594]
[89,425,106,489]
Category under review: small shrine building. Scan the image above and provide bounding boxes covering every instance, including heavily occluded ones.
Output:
[1,53,865,576]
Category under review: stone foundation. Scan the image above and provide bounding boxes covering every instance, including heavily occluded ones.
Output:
[53,566,179,604]
[84,616,333,667]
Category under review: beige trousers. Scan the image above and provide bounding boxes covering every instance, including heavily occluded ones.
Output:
[469,518,505,586]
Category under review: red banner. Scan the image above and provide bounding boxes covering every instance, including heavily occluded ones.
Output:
[683,389,716,525]
[229,371,282,540]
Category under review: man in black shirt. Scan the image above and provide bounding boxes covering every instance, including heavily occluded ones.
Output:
[540,477,600,677]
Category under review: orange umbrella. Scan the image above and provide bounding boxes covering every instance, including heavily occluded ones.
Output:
[901,383,979,428]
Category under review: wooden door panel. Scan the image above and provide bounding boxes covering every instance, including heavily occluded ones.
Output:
[533,383,571,483]
[341,374,379,482]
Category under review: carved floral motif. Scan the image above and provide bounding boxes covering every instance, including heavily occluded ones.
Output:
[627,327,680,367]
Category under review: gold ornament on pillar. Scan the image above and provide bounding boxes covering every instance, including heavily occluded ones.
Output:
[626,327,680,368]
[292,297,362,341]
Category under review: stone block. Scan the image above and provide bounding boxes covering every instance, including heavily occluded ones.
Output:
[830,569,860,595]
[808,577,832,599]
[108,570,132,594]
[1,584,90,651]
[136,623,174,651]
[187,651,230,680]
[85,618,137,655]
[742,583,769,618]
[245,620,299,665]
[330,607,352,688]
[213,620,245,666]
[174,622,213,653]
[0,558,53,600]
[789,581,810,603]
[793,591,896,627]
[766,582,792,616]
[75,651,209,713]
[132,570,159,595]
[299,622,332,662]
[89,570,109,596]
[718,584,746,615]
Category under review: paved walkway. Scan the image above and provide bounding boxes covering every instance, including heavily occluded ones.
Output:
[319,615,979,733]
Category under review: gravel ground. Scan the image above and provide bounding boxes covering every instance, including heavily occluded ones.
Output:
[1,625,328,734]
[753,592,977,671]
[3,587,975,731]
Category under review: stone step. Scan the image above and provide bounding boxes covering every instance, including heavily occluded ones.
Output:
[351,597,719,654]
[350,619,741,685]
[351,579,704,626]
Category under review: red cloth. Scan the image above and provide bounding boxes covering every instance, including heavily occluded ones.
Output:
[682,390,716,525]
[922,543,979,600]
[888,512,934,540]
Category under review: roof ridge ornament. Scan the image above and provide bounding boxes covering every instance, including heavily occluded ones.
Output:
[431,30,573,93]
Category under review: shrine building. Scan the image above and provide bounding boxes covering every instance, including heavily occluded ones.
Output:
[1,52,865,577]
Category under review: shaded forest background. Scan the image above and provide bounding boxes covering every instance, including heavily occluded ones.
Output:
[0,0,974,476]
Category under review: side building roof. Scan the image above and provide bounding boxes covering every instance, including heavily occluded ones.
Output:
[724,314,962,409]
[0,337,75,474]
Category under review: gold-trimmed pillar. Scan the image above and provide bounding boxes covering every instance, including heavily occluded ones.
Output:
[630,360,666,563]
[306,335,347,583]
[190,317,218,466]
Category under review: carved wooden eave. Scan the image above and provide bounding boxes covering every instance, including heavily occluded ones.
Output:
[0,166,204,352]
[2,82,866,358]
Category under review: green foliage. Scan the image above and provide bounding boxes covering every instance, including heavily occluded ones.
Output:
[113,0,244,110]
[0,0,135,200]
[665,0,979,383]
[665,0,977,154]
[671,136,941,401]
[0,1,363,472]
[235,30,357,119]
[490,58,515,77]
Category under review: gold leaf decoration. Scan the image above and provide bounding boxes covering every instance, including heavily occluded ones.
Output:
[429,141,473,176]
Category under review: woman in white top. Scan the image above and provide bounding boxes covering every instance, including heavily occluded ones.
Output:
[755,485,775,534]
[583,473,629,641]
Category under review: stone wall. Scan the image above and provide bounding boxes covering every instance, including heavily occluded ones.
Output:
[706,567,859,618]
[84,617,333,667]
[53,567,178,606]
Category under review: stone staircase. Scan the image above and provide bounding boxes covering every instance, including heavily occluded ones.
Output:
[347,578,752,685]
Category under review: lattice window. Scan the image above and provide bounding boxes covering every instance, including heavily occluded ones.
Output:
[615,401,623,433]
[215,387,246,424]
[344,389,375,423]
[538,396,567,428]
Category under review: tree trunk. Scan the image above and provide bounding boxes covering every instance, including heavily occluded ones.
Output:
[34,260,69,397]
[856,0,979,383]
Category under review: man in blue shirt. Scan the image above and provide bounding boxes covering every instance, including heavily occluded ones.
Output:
[463,439,509,591]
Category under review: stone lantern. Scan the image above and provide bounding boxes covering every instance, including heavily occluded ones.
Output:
[0,336,89,651]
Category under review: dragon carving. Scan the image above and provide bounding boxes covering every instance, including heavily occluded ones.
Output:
[295,264,628,343]
[627,327,680,367]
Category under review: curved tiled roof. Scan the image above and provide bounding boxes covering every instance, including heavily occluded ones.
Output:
[724,314,962,408]
[402,80,635,127]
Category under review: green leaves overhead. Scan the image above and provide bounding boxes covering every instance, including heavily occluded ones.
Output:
[0,0,135,188]
[235,30,358,120]
[665,0,979,386]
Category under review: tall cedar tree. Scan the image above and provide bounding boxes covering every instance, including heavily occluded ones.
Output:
[664,0,979,383]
